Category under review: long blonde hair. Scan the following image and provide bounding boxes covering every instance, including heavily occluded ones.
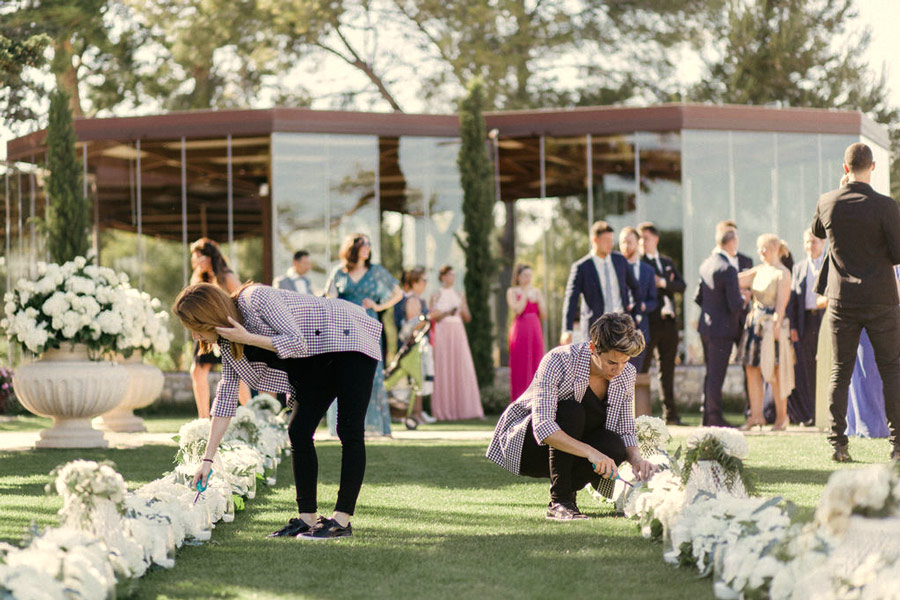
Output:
[172,282,246,360]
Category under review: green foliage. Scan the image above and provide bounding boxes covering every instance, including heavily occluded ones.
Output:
[44,89,90,264]
[0,26,49,124]
[457,79,495,387]
[479,385,510,415]
[681,437,755,494]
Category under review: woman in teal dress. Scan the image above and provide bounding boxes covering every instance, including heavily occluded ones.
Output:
[327,233,402,436]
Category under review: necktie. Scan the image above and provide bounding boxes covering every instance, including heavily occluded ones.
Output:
[602,261,614,311]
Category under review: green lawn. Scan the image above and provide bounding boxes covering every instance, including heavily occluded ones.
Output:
[0,416,895,599]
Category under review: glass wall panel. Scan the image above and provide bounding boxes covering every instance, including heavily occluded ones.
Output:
[863,135,891,196]
[396,137,464,293]
[681,129,859,362]
[271,133,379,293]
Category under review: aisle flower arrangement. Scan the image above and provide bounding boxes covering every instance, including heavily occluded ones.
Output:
[0,396,290,598]
[611,426,900,600]
[1,257,171,357]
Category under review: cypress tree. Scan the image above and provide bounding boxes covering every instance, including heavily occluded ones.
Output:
[457,79,495,388]
[45,89,90,263]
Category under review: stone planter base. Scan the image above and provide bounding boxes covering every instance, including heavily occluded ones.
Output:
[37,416,110,448]
[94,356,164,433]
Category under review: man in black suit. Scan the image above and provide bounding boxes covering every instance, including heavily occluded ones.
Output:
[812,142,900,462]
[787,229,825,426]
[637,222,686,424]
[694,227,744,427]
[560,220,640,345]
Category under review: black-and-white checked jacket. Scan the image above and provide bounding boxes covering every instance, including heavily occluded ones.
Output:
[485,342,638,474]
[211,285,383,418]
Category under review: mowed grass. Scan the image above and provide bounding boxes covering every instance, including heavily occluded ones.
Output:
[0,415,897,600]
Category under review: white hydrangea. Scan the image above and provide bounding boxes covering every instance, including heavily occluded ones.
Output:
[686,427,749,460]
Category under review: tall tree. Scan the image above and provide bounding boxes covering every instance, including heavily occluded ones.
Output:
[2,0,147,125]
[689,0,898,197]
[0,26,49,125]
[45,89,90,263]
[457,79,495,387]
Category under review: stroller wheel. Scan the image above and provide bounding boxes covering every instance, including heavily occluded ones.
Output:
[404,417,419,430]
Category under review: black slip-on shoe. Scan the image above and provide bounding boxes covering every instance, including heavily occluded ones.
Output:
[546,501,589,521]
[298,516,352,540]
[832,445,852,463]
[268,517,312,538]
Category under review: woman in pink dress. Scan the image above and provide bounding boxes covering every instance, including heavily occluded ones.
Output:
[429,265,484,421]
[507,263,547,403]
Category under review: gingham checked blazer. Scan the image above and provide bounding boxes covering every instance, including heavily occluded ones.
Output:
[211,285,383,418]
[485,342,638,475]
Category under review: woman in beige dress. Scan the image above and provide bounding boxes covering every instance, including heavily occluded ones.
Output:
[736,234,795,431]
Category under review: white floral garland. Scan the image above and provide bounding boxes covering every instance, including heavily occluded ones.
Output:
[0,398,290,598]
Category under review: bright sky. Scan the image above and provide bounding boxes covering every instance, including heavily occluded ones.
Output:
[2,1,900,162]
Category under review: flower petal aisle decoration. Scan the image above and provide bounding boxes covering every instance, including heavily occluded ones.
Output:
[0,396,291,597]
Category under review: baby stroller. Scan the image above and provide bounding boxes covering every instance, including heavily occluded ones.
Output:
[385,314,433,430]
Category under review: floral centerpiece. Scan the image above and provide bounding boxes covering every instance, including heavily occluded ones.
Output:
[635,415,671,457]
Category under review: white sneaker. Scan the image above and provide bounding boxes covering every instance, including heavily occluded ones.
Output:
[420,411,436,424]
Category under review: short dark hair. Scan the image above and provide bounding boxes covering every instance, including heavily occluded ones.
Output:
[590,220,614,239]
[844,142,873,173]
[438,265,454,280]
[589,313,645,357]
[636,222,659,237]
[293,250,309,261]
[402,266,426,289]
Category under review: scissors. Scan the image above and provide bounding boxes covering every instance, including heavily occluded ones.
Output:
[591,464,634,487]
[193,469,213,504]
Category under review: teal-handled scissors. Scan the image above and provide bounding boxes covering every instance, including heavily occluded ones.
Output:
[591,464,634,487]
[193,469,213,504]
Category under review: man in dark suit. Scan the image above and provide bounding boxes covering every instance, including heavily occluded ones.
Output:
[719,220,754,418]
[812,142,900,462]
[637,222,686,424]
[561,220,640,345]
[787,229,825,426]
[694,227,744,427]
[619,226,658,371]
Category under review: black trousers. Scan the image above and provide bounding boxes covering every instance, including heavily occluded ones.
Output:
[828,304,900,448]
[518,399,627,502]
[640,315,680,420]
[701,335,732,426]
[286,351,377,515]
[787,310,823,424]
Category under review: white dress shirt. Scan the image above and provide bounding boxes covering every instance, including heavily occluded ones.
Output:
[591,253,623,314]
[805,255,824,310]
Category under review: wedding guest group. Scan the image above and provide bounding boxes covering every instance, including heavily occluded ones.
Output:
[812,142,900,463]
[174,281,383,540]
[188,237,250,418]
[487,313,657,520]
[506,263,546,403]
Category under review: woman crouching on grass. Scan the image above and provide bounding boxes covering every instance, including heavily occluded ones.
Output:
[173,282,382,540]
[486,312,657,520]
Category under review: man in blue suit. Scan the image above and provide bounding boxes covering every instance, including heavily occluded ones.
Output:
[560,220,640,346]
[787,229,825,426]
[694,226,744,427]
[619,226,658,370]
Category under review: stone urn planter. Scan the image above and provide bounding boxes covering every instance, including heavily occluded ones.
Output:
[13,344,129,448]
[94,352,165,433]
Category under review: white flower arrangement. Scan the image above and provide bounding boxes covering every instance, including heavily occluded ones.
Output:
[815,464,900,535]
[680,427,751,496]
[685,427,749,460]
[2,399,287,598]
[635,416,671,457]
[626,469,685,541]
[0,257,172,357]
[246,393,282,420]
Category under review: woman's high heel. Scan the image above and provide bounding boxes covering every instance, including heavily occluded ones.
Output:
[738,418,765,432]
[771,420,789,432]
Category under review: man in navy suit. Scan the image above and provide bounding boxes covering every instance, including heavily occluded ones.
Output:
[619,226,657,371]
[694,227,744,427]
[787,229,825,426]
[638,222,686,424]
[560,220,640,346]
